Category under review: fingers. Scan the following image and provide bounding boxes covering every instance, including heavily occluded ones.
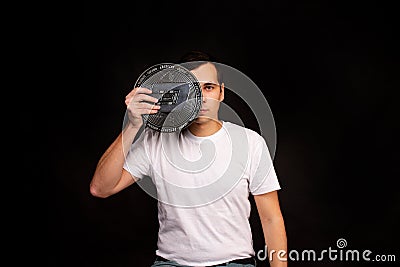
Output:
[136,94,159,104]
[125,87,161,117]
[140,107,160,114]
[125,87,152,99]
[128,100,160,113]
[135,102,160,110]
[125,87,159,106]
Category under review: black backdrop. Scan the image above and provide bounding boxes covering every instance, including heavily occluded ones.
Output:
[49,1,399,266]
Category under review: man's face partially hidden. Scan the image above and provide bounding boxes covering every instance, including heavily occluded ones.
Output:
[190,63,224,123]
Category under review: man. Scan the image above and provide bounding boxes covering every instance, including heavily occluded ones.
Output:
[90,51,288,267]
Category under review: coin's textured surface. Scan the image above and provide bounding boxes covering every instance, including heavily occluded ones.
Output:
[134,63,202,132]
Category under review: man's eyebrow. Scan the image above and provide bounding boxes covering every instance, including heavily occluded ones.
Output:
[202,82,219,86]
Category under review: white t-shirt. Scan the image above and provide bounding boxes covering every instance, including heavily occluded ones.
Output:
[123,121,281,266]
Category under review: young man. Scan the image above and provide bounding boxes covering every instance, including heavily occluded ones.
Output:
[90,51,288,267]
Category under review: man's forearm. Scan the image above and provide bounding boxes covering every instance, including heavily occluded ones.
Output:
[90,124,141,196]
[261,217,288,267]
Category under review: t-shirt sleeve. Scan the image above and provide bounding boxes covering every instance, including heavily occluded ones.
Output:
[248,135,281,195]
[123,130,151,181]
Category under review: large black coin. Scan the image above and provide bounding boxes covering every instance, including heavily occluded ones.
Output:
[134,63,202,133]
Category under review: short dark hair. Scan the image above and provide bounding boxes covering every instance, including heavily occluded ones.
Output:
[177,50,223,85]
[178,50,219,63]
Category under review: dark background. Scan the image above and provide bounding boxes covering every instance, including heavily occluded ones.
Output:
[48,1,399,266]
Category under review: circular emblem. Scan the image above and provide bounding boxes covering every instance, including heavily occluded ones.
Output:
[134,63,202,132]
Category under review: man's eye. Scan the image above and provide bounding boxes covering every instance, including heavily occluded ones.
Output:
[204,85,214,91]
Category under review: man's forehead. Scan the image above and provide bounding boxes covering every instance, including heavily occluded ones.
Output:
[190,63,218,84]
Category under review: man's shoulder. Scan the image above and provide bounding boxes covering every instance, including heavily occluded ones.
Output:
[223,121,263,142]
[224,121,261,135]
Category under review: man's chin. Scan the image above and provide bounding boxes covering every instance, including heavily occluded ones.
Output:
[193,116,213,124]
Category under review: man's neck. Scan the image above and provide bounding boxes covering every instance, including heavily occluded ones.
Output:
[188,119,223,137]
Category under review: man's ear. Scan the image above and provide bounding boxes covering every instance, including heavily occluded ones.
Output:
[219,83,225,102]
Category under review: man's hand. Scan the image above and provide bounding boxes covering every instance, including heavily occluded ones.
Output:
[125,87,160,128]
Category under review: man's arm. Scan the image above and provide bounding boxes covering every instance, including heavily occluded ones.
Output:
[89,87,160,198]
[89,124,141,198]
[254,190,288,267]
